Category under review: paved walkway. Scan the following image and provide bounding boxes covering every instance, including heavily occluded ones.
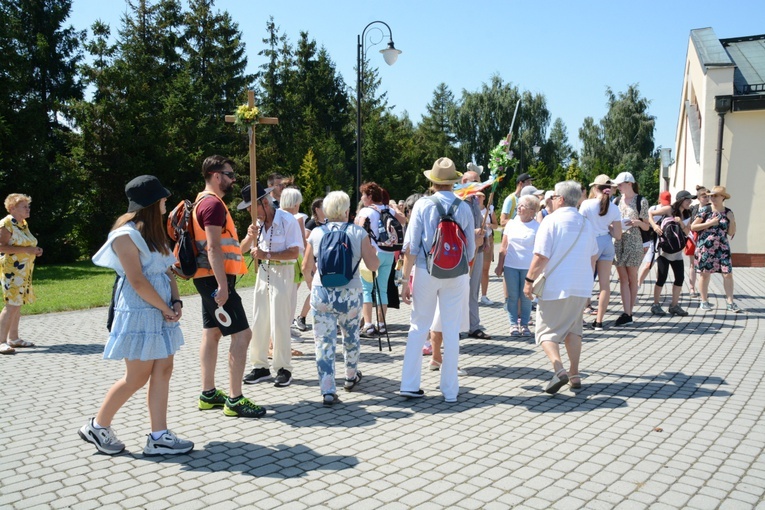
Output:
[2,247,765,509]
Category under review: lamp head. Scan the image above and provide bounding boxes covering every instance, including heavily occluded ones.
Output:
[381,41,402,65]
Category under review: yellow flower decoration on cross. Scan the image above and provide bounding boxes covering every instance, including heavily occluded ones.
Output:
[234,104,260,128]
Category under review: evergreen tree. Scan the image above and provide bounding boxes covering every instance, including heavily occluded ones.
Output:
[0,0,84,261]
[416,83,459,164]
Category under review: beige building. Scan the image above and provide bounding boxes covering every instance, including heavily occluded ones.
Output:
[670,27,765,267]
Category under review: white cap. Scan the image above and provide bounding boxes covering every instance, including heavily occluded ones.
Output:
[613,172,636,185]
[544,190,555,200]
[520,185,544,197]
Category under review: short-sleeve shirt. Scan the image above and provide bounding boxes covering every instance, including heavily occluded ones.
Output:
[307,222,368,289]
[533,207,598,300]
[257,208,304,259]
[195,195,226,229]
[501,193,520,219]
[578,198,622,237]
[502,217,539,269]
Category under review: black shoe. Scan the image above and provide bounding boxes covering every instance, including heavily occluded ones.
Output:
[343,371,362,392]
[591,321,603,331]
[243,367,272,384]
[274,368,292,387]
[322,393,340,406]
[614,313,632,326]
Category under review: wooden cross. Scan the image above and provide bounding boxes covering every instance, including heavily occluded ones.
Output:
[225,90,278,222]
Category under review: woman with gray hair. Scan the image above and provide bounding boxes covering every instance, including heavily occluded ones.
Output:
[302,191,379,406]
[524,181,598,394]
[495,194,540,336]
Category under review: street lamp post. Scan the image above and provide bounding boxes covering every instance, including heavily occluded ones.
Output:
[356,21,401,207]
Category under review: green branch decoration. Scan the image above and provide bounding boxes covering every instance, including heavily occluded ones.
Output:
[488,139,518,174]
[234,104,260,128]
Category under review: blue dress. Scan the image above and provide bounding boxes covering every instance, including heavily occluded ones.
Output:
[92,223,184,361]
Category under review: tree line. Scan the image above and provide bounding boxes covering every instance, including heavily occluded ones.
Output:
[0,0,659,263]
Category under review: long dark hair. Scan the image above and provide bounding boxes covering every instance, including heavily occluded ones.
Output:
[671,199,691,221]
[112,200,170,255]
[597,185,612,216]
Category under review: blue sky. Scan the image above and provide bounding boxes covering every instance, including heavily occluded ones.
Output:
[68,0,765,156]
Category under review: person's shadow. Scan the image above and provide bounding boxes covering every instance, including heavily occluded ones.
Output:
[134,441,359,478]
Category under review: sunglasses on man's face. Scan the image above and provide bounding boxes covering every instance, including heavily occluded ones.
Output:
[219,171,235,179]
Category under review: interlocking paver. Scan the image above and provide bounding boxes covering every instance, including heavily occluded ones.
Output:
[1,253,764,508]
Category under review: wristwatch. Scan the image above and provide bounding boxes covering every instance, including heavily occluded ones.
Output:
[171,299,183,308]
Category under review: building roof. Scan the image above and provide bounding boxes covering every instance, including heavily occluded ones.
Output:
[721,34,765,95]
[691,28,734,69]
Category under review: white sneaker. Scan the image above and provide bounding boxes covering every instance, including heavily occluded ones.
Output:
[457,367,467,376]
[479,296,494,305]
[79,418,125,455]
[144,430,194,456]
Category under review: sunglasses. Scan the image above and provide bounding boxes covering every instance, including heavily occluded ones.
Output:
[218,171,236,179]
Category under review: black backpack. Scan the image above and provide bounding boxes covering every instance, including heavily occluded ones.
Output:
[658,216,687,254]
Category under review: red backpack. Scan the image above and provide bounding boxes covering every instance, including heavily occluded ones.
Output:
[424,196,469,279]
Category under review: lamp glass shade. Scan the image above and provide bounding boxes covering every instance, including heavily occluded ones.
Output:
[380,43,401,66]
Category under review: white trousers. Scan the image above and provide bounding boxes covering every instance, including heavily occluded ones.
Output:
[400,269,470,400]
[250,263,296,372]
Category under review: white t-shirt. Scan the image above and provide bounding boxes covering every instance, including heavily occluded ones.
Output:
[533,207,598,300]
[579,198,622,237]
[502,217,539,270]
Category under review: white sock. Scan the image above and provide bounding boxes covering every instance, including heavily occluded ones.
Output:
[150,430,167,440]
[92,419,105,429]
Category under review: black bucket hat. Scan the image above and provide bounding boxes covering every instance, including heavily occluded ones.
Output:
[237,183,273,210]
[125,175,171,212]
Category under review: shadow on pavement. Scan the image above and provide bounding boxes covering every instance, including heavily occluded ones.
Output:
[578,371,730,399]
[31,343,104,355]
[135,441,359,477]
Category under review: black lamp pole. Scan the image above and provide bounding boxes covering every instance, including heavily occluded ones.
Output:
[356,21,401,208]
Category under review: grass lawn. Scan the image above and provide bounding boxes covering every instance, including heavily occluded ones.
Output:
[4,255,258,316]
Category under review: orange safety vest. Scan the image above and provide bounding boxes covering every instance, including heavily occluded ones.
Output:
[191,192,248,278]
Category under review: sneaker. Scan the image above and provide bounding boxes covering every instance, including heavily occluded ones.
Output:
[726,302,742,313]
[78,418,125,455]
[479,295,494,305]
[198,389,228,410]
[422,343,433,356]
[591,321,604,331]
[223,396,266,418]
[614,313,633,326]
[457,367,467,377]
[399,389,425,398]
[274,368,292,387]
[292,316,308,332]
[343,371,362,392]
[510,325,521,337]
[290,330,303,342]
[243,367,272,384]
[668,304,688,317]
[520,325,532,337]
[700,301,714,311]
[651,304,667,316]
[689,291,700,300]
[144,431,194,456]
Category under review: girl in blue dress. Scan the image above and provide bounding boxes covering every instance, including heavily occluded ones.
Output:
[79,175,193,455]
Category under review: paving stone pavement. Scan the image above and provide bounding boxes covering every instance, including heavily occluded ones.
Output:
[2,246,765,509]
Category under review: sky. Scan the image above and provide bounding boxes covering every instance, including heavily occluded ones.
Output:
[67,0,765,156]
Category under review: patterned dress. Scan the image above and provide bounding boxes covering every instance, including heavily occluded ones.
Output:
[0,215,38,306]
[695,208,732,274]
[92,223,184,361]
[614,195,649,268]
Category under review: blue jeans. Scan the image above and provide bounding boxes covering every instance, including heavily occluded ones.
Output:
[503,267,531,327]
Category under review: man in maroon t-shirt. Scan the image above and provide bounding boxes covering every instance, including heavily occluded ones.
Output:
[194,155,265,419]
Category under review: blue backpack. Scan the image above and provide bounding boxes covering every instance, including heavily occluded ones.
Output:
[317,223,360,287]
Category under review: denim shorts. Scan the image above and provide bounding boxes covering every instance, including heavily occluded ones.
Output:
[596,234,615,261]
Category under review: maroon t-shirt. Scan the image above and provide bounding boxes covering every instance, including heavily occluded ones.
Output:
[195,195,226,229]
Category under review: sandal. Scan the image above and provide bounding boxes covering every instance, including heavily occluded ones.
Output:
[322,393,340,406]
[545,369,569,395]
[343,371,362,392]
[468,329,492,340]
[0,342,15,355]
[584,306,598,316]
[8,339,35,348]
[569,374,582,390]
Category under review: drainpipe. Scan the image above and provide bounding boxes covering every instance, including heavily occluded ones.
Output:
[714,95,733,186]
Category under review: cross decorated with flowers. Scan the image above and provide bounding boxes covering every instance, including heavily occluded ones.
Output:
[225,90,278,221]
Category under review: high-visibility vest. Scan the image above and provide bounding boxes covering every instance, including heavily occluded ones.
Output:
[191,192,248,278]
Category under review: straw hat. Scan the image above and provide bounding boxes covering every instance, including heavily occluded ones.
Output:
[424,157,462,185]
[709,185,731,200]
[589,174,614,187]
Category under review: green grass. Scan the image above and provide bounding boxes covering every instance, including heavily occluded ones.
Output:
[3,255,258,316]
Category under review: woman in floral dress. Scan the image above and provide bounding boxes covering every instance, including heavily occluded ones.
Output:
[692,186,741,313]
[0,193,43,354]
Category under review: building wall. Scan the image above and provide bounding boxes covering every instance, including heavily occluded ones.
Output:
[670,36,765,266]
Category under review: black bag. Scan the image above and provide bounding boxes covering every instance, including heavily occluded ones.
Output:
[658,216,687,254]
[106,275,124,331]
[369,206,404,252]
